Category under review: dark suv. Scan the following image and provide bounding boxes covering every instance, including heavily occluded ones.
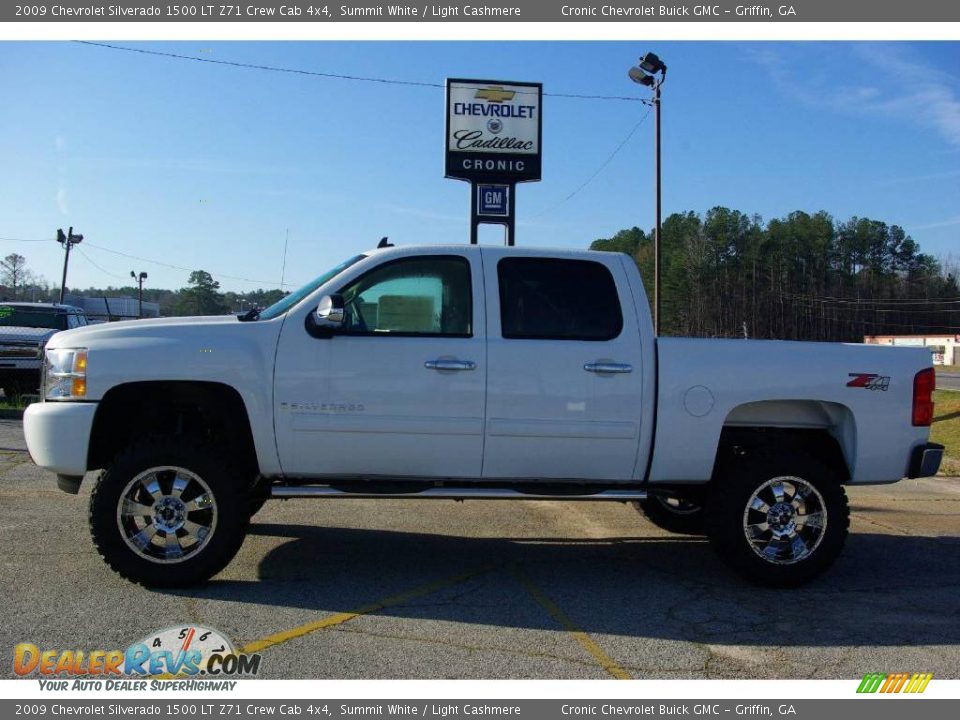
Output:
[0,303,89,398]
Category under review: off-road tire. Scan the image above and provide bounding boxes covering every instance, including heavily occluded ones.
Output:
[705,452,849,587]
[89,437,249,587]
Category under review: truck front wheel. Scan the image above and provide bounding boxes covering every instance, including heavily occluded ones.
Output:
[706,453,849,587]
[89,438,249,587]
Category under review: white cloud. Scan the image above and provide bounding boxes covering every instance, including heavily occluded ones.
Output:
[56,185,68,215]
[909,215,960,231]
[749,44,960,149]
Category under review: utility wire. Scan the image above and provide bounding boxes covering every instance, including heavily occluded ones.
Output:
[74,247,129,282]
[74,41,647,103]
[529,105,654,219]
[83,242,300,287]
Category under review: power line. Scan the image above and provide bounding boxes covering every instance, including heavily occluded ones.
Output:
[530,105,654,219]
[74,247,129,282]
[83,242,300,288]
[780,291,960,306]
[74,41,647,104]
[0,234,299,288]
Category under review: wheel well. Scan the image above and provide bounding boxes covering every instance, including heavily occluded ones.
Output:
[714,427,850,482]
[88,381,258,476]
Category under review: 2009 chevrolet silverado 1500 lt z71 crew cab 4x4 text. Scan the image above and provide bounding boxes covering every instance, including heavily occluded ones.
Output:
[23,244,943,587]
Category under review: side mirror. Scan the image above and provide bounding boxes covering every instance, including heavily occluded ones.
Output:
[315,294,345,328]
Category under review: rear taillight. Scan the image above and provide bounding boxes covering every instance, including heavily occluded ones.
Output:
[912,368,935,426]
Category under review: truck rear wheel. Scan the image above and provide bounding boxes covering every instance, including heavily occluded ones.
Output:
[89,437,249,587]
[633,495,705,535]
[706,453,849,587]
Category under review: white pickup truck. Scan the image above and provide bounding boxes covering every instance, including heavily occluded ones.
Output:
[23,244,943,588]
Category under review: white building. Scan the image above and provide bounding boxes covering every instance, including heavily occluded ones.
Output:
[864,334,959,366]
[65,295,160,323]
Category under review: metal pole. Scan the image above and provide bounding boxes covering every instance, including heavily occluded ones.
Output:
[58,226,72,305]
[137,277,143,319]
[654,82,662,335]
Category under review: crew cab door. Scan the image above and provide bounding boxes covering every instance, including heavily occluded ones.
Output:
[273,251,486,478]
[481,250,644,481]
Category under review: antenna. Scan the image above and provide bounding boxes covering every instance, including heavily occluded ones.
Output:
[280,228,289,289]
[377,237,394,248]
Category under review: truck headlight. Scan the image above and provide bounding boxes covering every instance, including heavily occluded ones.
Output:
[44,348,88,400]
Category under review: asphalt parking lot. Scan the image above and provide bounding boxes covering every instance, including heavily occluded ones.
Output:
[1,418,958,680]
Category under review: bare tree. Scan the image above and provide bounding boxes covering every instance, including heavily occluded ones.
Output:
[0,254,34,299]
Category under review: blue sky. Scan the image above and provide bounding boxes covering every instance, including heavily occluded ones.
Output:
[1,41,958,293]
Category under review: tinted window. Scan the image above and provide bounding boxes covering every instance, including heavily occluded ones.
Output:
[339,256,472,336]
[498,258,623,341]
[0,306,68,331]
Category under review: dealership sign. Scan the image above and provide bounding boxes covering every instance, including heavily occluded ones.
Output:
[445,78,542,184]
[445,78,542,245]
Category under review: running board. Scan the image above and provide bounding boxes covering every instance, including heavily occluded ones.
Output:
[270,486,648,501]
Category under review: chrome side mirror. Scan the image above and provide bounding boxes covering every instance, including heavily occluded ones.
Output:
[315,294,345,328]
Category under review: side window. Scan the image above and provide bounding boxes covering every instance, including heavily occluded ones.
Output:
[77,314,88,326]
[66,313,78,329]
[339,256,472,336]
[498,258,623,341]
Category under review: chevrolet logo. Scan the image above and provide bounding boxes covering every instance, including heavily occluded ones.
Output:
[474,86,515,103]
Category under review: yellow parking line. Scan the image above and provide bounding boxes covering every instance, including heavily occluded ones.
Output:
[240,567,491,654]
[510,568,631,680]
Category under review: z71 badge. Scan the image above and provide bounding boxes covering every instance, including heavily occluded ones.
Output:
[847,373,890,391]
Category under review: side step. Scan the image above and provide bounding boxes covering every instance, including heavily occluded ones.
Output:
[271,486,648,501]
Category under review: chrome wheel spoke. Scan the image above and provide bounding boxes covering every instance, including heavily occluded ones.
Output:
[164,529,184,555]
[171,474,190,498]
[184,493,213,512]
[130,524,159,550]
[790,533,809,559]
[799,511,824,530]
[180,520,208,544]
[746,521,769,539]
[749,496,770,514]
[791,483,812,509]
[121,498,154,517]
[140,476,163,501]
[771,482,786,503]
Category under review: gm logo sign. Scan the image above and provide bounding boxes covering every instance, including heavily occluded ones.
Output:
[477,184,509,217]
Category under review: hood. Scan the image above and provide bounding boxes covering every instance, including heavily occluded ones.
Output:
[0,326,59,345]
[45,315,241,349]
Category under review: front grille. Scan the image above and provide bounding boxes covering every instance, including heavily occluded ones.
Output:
[0,341,41,359]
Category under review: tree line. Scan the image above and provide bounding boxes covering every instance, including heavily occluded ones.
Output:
[0,256,286,317]
[590,207,959,341]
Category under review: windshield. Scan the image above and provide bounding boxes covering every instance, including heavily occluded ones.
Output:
[0,306,67,331]
[256,254,366,321]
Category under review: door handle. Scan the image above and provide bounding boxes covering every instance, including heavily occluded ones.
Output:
[584,362,633,374]
[425,359,476,371]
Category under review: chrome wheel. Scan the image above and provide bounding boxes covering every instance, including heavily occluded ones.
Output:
[116,466,218,564]
[742,476,826,565]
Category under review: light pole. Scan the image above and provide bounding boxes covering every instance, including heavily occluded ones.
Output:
[628,52,667,334]
[130,271,147,319]
[57,227,83,304]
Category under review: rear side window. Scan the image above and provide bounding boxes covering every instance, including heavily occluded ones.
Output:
[497,258,623,341]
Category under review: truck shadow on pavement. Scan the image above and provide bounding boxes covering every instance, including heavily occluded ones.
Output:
[173,522,960,648]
